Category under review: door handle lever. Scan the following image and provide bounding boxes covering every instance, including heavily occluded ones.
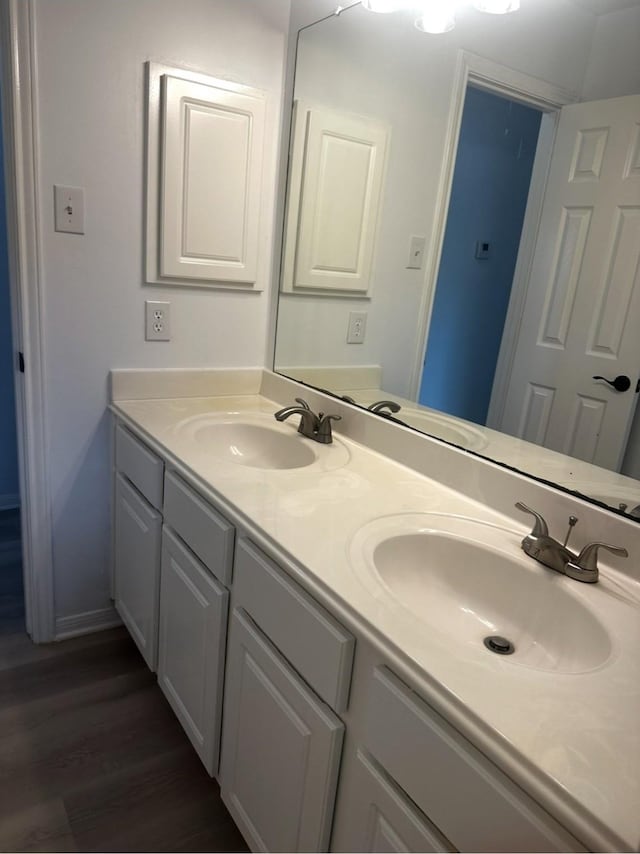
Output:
[592,374,631,392]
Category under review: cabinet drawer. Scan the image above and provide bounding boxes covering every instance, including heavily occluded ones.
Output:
[163,471,234,586]
[115,423,164,509]
[234,538,354,713]
[364,667,585,853]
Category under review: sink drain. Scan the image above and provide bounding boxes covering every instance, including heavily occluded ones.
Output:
[483,635,515,655]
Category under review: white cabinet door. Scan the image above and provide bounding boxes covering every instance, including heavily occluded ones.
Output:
[219,608,344,853]
[282,101,389,295]
[159,71,265,285]
[114,473,162,671]
[158,527,229,777]
[331,750,453,853]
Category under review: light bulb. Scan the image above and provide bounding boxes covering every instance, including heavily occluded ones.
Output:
[415,1,456,33]
[360,0,399,12]
[472,0,519,13]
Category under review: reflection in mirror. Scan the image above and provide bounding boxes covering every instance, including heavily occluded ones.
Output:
[274,0,640,518]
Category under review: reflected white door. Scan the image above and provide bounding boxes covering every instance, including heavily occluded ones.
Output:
[499,94,640,470]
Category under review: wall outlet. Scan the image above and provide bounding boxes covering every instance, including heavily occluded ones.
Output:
[145,300,171,341]
[347,311,367,344]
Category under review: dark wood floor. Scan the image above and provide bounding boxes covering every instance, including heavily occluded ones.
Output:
[0,510,247,853]
[0,508,24,637]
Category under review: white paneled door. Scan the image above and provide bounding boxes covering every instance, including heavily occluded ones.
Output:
[499,94,640,470]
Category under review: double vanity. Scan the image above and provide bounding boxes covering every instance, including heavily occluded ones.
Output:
[109,369,640,853]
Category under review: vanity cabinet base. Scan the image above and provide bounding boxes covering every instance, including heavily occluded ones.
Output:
[110,413,607,854]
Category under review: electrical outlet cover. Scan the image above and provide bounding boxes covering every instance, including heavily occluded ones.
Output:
[347,311,367,344]
[145,300,171,341]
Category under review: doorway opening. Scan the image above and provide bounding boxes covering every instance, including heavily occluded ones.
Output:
[0,93,24,637]
[418,85,543,426]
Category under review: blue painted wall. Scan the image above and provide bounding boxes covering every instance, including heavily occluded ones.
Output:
[420,87,542,425]
[0,102,20,505]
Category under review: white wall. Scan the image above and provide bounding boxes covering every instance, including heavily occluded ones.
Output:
[581,5,640,101]
[275,0,596,396]
[32,0,290,623]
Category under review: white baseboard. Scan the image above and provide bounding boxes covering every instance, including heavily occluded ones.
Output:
[55,605,122,640]
[0,493,20,511]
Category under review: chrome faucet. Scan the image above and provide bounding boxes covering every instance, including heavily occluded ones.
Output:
[274,397,341,444]
[515,502,628,583]
[618,502,640,519]
[368,400,401,416]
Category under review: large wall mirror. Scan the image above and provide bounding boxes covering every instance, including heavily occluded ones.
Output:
[274,0,640,518]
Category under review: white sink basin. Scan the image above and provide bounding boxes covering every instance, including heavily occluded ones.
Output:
[398,409,488,452]
[350,514,612,673]
[195,422,315,469]
[172,412,350,471]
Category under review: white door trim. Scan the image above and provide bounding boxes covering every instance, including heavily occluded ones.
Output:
[407,50,577,403]
[0,0,55,642]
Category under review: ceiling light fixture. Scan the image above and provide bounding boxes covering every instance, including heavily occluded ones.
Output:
[472,0,520,12]
[359,0,519,33]
[360,0,400,12]
[415,1,456,33]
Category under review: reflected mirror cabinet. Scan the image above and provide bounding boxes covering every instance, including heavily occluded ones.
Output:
[273,0,640,519]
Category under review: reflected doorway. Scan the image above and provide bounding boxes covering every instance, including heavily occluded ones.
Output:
[0,92,24,636]
[419,86,543,426]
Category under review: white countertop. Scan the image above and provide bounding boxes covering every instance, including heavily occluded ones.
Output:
[340,386,640,509]
[111,391,640,852]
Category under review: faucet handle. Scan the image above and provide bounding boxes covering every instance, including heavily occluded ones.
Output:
[316,413,341,444]
[368,400,402,415]
[573,542,628,572]
[294,397,311,410]
[515,502,549,537]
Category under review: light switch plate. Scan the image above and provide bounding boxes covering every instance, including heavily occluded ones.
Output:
[54,185,85,234]
[475,240,490,260]
[407,235,426,269]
